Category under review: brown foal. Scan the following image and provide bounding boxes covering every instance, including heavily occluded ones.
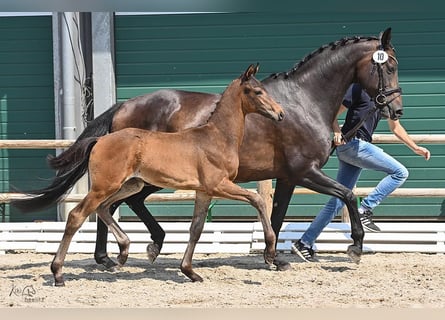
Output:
[50,64,284,286]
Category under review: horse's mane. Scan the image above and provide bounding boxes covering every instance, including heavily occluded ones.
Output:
[267,36,379,80]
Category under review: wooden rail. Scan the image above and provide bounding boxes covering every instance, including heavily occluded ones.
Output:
[1,134,444,149]
[0,139,74,149]
[1,135,444,215]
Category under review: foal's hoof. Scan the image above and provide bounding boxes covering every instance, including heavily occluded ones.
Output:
[117,254,128,267]
[264,253,275,266]
[346,245,362,264]
[181,266,204,282]
[146,243,161,264]
[273,257,292,271]
[183,271,204,282]
[188,273,204,282]
[54,278,65,287]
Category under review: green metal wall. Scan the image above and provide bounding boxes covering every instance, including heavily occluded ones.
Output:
[114,11,445,221]
[0,16,56,222]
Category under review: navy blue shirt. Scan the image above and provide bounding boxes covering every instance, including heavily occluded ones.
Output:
[341,84,381,142]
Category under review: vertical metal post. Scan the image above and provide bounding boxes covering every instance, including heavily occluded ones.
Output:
[53,12,87,221]
[91,12,116,117]
[91,12,118,220]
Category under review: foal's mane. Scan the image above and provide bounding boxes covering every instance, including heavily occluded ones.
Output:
[267,36,379,80]
[202,77,241,123]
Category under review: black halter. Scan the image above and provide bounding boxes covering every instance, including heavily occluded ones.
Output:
[371,46,402,110]
[329,48,402,155]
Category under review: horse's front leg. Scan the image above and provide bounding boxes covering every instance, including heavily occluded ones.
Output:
[180,191,212,282]
[342,191,363,264]
[270,179,295,271]
[298,169,364,262]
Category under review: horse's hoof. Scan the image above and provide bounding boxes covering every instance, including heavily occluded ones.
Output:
[106,265,120,273]
[181,267,204,282]
[117,254,128,266]
[273,258,292,271]
[101,257,118,271]
[146,243,160,264]
[54,279,65,287]
[189,274,204,282]
[346,245,362,264]
[263,249,276,265]
[264,255,275,265]
[183,271,204,282]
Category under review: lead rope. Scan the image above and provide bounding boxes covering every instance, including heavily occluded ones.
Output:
[329,104,378,156]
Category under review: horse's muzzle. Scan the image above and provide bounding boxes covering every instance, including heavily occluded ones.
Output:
[390,107,403,120]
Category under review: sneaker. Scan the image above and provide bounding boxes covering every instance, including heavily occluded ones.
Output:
[291,240,318,262]
[359,209,381,232]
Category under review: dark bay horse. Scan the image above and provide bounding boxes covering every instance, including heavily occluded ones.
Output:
[14,28,403,271]
[14,64,284,285]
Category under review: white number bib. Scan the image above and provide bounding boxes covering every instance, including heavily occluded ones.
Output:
[372,50,389,64]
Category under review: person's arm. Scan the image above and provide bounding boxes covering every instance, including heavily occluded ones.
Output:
[333,104,347,145]
[388,119,431,160]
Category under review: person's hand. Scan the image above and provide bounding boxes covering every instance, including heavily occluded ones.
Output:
[414,146,431,160]
[333,132,345,146]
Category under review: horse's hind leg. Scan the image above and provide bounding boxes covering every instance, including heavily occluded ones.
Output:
[125,185,165,263]
[180,191,212,282]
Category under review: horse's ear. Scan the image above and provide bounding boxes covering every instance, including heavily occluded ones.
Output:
[254,63,260,75]
[380,27,392,50]
[241,64,256,83]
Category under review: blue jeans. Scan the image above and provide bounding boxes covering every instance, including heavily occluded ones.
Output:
[300,137,409,247]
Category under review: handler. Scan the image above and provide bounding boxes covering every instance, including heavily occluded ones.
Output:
[292,83,431,262]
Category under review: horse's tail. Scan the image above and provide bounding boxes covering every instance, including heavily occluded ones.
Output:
[11,137,98,213]
[47,102,122,172]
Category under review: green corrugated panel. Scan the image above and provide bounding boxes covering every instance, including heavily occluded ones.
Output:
[115,11,445,220]
[0,16,56,222]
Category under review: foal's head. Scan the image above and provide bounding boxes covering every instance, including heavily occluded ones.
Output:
[238,64,285,121]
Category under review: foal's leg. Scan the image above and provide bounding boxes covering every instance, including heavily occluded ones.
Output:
[51,195,100,286]
[180,191,212,282]
[96,204,131,267]
[94,200,123,269]
[95,178,147,266]
[94,185,165,268]
[214,179,276,265]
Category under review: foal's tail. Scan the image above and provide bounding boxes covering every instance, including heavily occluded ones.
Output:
[11,137,98,213]
[47,102,122,173]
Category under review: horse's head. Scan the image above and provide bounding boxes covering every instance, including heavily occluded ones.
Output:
[239,64,285,121]
[356,28,403,120]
